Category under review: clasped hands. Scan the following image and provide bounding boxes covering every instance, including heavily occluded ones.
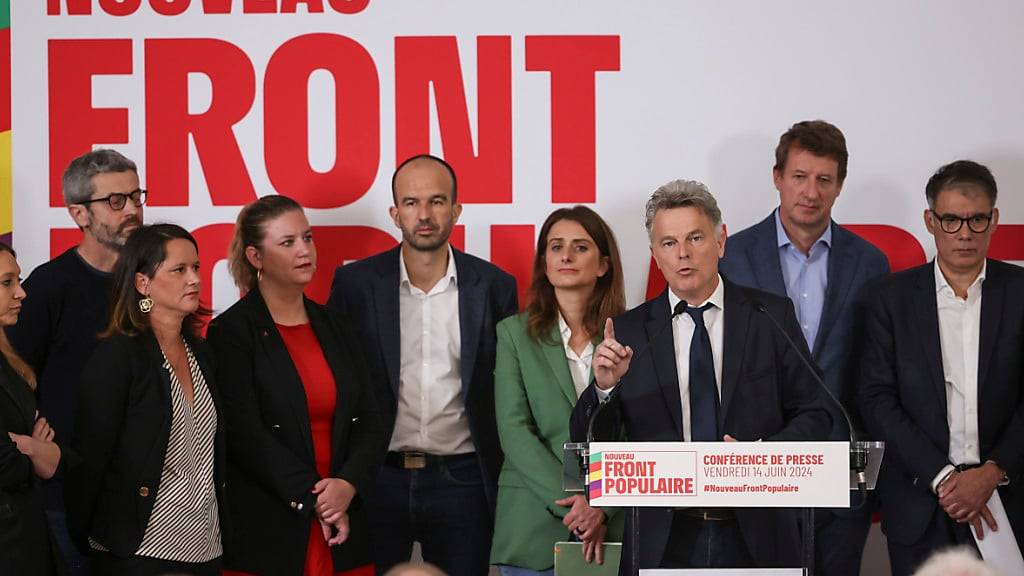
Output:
[555,494,608,564]
[7,411,61,479]
[312,477,357,546]
[937,462,1004,540]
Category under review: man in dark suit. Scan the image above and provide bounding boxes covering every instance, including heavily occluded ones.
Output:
[570,180,831,571]
[719,120,890,576]
[328,154,518,576]
[860,160,1024,576]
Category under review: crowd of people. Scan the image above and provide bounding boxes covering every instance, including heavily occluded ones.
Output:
[0,119,1020,576]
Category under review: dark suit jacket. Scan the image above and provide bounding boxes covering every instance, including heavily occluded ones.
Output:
[0,357,58,574]
[570,281,832,571]
[327,245,518,509]
[859,259,1024,548]
[719,214,891,441]
[65,332,227,558]
[206,289,390,575]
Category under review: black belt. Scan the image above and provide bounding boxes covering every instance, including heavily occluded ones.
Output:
[677,508,736,522]
[384,451,476,470]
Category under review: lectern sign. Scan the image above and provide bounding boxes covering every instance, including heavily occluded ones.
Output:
[587,442,848,508]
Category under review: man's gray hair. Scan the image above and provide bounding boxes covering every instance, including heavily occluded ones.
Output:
[912,547,997,576]
[644,179,722,237]
[62,149,138,206]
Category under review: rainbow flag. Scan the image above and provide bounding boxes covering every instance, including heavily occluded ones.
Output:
[587,451,603,500]
[0,0,11,246]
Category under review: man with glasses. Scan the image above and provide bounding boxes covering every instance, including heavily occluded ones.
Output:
[6,148,144,574]
[860,160,1024,576]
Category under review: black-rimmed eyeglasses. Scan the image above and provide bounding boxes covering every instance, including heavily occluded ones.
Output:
[78,189,147,211]
[929,210,993,234]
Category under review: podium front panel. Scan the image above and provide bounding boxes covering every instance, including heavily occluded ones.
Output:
[588,441,848,508]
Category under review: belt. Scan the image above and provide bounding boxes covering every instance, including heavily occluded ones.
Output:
[384,451,476,470]
[678,508,736,522]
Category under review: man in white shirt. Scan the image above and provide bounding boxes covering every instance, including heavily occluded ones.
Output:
[860,160,1024,576]
[570,180,831,571]
[329,154,518,576]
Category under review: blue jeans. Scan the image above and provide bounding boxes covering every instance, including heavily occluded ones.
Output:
[497,565,554,576]
[660,514,754,568]
[366,454,492,576]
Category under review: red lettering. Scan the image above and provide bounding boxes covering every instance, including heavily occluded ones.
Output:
[611,461,623,476]
[48,0,93,14]
[846,224,926,272]
[201,0,232,13]
[673,478,684,493]
[264,34,380,209]
[99,0,141,16]
[490,224,534,310]
[244,0,276,13]
[1,29,9,133]
[48,39,132,207]
[281,0,323,12]
[395,36,512,204]
[991,225,1024,262]
[326,0,368,14]
[525,36,620,203]
[145,38,256,206]
[645,256,666,301]
[50,228,83,259]
[150,0,191,16]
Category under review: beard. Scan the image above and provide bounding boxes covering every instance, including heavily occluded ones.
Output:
[89,215,141,250]
[401,219,453,252]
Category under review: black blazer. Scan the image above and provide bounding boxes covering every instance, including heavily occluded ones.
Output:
[859,259,1024,548]
[570,280,832,571]
[65,331,227,558]
[207,289,389,575]
[327,245,518,509]
[0,358,59,575]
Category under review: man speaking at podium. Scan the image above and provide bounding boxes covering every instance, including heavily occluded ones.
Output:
[570,180,831,571]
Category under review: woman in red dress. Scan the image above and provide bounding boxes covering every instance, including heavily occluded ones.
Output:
[209,195,389,576]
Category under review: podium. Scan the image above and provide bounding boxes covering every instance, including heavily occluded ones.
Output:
[562,441,884,576]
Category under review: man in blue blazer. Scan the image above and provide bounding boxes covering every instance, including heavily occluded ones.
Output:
[571,180,831,572]
[719,120,890,576]
[328,155,518,576]
[860,160,1024,576]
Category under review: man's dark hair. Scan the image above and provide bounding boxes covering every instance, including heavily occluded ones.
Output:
[391,154,458,205]
[925,160,998,209]
[774,120,849,183]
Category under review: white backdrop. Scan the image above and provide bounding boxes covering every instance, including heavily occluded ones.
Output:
[14,1,1024,313]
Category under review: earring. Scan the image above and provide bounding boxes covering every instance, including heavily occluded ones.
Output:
[257,268,263,283]
[139,296,154,314]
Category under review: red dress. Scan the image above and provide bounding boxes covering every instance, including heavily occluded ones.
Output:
[224,323,373,576]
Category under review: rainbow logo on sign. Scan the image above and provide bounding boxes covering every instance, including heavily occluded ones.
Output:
[588,451,603,500]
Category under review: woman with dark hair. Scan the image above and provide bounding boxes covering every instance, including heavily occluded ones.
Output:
[66,224,225,575]
[208,195,388,576]
[491,206,626,575]
[0,242,63,574]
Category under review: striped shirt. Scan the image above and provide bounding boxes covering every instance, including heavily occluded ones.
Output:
[135,340,222,562]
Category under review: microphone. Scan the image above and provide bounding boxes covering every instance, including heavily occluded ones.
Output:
[749,298,869,503]
[585,299,688,444]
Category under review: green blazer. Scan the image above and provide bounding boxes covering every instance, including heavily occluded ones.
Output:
[490,312,623,570]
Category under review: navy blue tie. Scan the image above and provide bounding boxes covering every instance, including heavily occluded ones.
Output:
[686,303,720,442]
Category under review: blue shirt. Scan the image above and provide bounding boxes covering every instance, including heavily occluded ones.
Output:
[774,209,831,351]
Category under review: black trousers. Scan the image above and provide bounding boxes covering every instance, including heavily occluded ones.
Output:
[90,554,221,576]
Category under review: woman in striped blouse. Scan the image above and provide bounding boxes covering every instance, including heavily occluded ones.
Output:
[67,224,226,576]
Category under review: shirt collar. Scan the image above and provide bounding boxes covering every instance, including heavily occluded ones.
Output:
[557,312,572,342]
[934,258,986,295]
[668,274,725,312]
[774,207,832,250]
[399,244,458,290]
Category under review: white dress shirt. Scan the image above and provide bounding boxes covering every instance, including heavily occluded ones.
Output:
[558,314,595,398]
[390,246,474,455]
[669,276,726,442]
[930,259,986,492]
[597,276,726,441]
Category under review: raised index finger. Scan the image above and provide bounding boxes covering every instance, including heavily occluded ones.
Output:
[604,318,616,342]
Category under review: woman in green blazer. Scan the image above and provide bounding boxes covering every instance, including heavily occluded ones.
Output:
[492,206,626,576]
